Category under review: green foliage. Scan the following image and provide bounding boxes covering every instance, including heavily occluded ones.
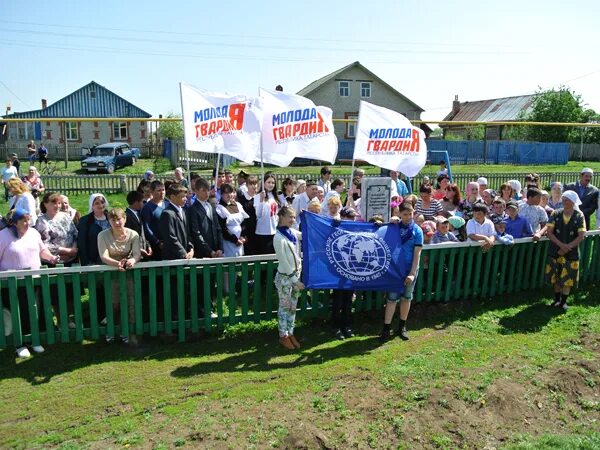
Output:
[444,125,485,141]
[520,86,600,143]
[158,112,184,140]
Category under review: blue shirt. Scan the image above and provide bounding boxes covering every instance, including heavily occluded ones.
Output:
[395,179,409,197]
[505,214,533,239]
[398,221,423,267]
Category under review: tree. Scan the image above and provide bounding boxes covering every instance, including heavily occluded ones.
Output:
[158,112,184,140]
[521,86,584,143]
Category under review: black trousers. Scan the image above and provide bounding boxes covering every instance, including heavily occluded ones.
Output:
[331,289,353,329]
[254,234,275,255]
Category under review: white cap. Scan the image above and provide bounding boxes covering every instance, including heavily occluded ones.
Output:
[477,177,488,186]
[581,167,594,175]
[296,179,306,187]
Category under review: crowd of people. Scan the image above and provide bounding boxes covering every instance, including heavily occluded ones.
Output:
[0,163,598,357]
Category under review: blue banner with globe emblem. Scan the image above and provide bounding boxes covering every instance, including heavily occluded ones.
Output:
[301,211,414,292]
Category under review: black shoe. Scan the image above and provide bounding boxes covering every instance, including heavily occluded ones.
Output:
[334,329,345,340]
[379,327,391,342]
[398,327,409,341]
[342,327,354,338]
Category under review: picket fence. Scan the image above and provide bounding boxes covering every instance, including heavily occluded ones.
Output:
[1,231,599,350]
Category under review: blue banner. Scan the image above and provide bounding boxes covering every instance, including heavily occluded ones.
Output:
[301,212,420,292]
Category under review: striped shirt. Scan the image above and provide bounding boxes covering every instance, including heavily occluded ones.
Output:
[415,198,443,220]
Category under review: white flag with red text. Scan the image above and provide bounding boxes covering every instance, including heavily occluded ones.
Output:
[180,83,262,164]
[259,88,337,167]
[353,101,427,177]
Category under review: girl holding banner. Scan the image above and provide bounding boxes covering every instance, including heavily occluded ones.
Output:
[380,202,424,342]
[253,173,281,254]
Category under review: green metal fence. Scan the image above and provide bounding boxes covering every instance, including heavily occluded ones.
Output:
[1,231,599,350]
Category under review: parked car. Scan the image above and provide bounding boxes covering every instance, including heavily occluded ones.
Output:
[80,143,140,174]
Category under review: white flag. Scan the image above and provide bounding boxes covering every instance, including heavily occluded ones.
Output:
[259,88,337,167]
[180,83,262,164]
[353,101,427,177]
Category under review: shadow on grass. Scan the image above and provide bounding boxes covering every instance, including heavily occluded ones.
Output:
[498,303,564,333]
[1,284,598,386]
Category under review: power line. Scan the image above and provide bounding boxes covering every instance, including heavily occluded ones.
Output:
[4,40,510,65]
[0,19,523,50]
[0,79,31,109]
[0,28,529,56]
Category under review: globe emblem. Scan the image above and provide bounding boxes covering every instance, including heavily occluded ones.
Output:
[326,231,391,281]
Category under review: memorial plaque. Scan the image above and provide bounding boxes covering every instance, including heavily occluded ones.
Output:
[361,177,391,223]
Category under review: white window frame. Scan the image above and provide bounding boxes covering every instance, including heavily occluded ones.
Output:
[65,122,78,141]
[112,122,128,140]
[339,80,349,97]
[346,114,358,138]
[360,82,371,98]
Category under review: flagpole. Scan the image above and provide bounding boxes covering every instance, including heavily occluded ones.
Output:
[178,82,191,188]
[214,152,221,193]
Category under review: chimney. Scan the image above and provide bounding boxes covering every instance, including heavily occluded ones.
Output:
[452,95,460,115]
[41,99,47,109]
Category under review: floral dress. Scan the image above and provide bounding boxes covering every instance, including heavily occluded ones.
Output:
[35,212,79,264]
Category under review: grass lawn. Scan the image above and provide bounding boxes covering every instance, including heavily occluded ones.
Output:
[0,288,598,449]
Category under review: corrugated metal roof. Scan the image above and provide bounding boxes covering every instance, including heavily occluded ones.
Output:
[3,81,151,119]
[443,95,534,122]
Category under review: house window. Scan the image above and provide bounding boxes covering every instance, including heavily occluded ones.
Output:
[11,122,34,140]
[65,122,78,141]
[345,113,359,139]
[113,122,128,140]
[360,82,371,98]
[339,81,349,97]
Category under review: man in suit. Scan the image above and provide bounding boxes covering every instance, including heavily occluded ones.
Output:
[141,180,166,259]
[125,190,152,261]
[564,168,598,230]
[187,177,224,258]
[159,184,194,261]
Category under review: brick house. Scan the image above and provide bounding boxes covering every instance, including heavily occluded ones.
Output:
[2,81,151,150]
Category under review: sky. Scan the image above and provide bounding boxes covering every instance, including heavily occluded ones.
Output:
[1,0,600,124]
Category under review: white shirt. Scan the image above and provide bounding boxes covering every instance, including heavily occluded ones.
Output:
[291,192,311,229]
[466,217,495,240]
[8,192,38,226]
[1,166,18,183]
[253,192,278,235]
[197,200,212,220]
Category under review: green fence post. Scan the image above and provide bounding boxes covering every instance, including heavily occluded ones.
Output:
[252,261,262,323]
[25,276,40,347]
[71,271,84,342]
[265,262,275,320]
[148,268,158,337]
[215,264,224,328]
[471,249,484,297]
[240,263,249,322]
[463,246,476,299]
[513,244,525,292]
[203,265,212,332]
[521,243,536,290]
[480,249,494,298]
[162,267,172,335]
[0,283,6,348]
[103,271,114,340]
[228,264,237,325]
[86,272,99,340]
[444,248,458,301]
[414,265,424,303]
[40,274,56,344]
[189,265,199,334]
[176,266,186,343]
[488,245,503,297]
[506,246,518,294]
[56,271,69,343]
[424,249,437,302]
[118,271,129,339]
[434,248,447,302]
[8,277,22,348]
[454,247,467,298]
[529,242,543,289]
[133,268,143,336]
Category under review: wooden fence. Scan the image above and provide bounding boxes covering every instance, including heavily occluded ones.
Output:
[34,170,586,196]
[1,231,599,349]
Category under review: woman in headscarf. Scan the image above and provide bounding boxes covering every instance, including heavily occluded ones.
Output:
[0,208,59,358]
[545,191,586,311]
[77,193,110,266]
[507,180,523,201]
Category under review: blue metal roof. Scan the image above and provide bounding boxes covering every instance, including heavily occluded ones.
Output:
[3,81,151,119]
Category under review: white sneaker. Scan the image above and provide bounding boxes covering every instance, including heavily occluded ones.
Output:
[32,345,45,353]
[16,346,31,358]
